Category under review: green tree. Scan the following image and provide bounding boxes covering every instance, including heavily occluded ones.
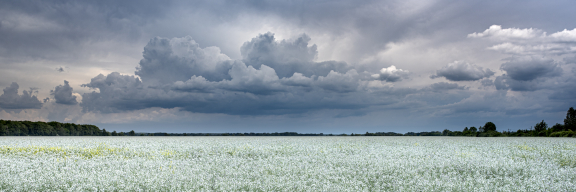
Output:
[565,107,576,131]
[534,120,548,133]
[551,123,564,132]
[0,124,6,136]
[129,130,135,136]
[469,126,477,133]
[483,122,496,132]
[112,131,118,136]
[442,129,451,136]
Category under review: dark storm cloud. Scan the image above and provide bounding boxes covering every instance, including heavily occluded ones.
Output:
[135,36,233,84]
[240,33,351,78]
[494,75,539,91]
[51,80,77,105]
[500,57,562,81]
[493,66,569,92]
[79,34,417,115]
[0,82,43,109]
[80,71,375,115]
[430,61,494,81]
[81,72,146,113]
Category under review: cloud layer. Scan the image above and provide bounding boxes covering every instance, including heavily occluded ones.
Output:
[80,33,407,115]
[0,82,43,109]
[2,0,576,132]
[469,25,573,93]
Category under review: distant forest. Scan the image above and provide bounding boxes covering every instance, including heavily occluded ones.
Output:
[1,107,575,137]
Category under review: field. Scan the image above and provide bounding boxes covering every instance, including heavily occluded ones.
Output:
[1,137,575,191]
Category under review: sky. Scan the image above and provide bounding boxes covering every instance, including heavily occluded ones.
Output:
[1,0,576,133]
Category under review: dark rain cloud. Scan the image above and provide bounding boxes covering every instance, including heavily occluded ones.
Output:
[240,33,352,78]
[500,57,562,81]
[79,71,377,115]
[430,61,494,81]
[494,75,539,91]
[81,72,145,113]
[135,36,233,84]
[0,82,43,109]
[79,34,417,115]
[51,80,78,105]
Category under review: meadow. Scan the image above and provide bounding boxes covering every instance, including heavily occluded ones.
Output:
[1,136,575,191]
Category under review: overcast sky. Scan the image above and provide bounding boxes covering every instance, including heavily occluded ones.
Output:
[1,0,576,133]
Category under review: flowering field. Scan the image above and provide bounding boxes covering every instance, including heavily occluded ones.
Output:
[1,137,575,191]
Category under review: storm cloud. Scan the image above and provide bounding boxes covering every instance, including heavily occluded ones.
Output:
[430,61,494,81]
[500,57,562,81]
[0,82,43,109]
[51,80,78,105]
[81,72,145,113]
[240,33,352,78]
[79,34,412,115]
[135,36,232,84]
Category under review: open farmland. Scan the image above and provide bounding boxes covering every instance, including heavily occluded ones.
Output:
[1,137,575,191]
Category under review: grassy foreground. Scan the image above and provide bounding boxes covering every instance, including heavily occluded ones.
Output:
[1,137,575,191]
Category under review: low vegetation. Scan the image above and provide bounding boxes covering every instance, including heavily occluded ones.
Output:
[1,107,575,137]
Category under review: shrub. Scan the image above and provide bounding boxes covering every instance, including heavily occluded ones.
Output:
[550,131,575,137]
[550,132,562,137]
[538,131,547,137]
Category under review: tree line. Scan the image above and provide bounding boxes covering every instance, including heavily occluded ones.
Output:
[0,120,102,136]
[2,107,575,137]
[143,107,576,137]
[438,107,576,137]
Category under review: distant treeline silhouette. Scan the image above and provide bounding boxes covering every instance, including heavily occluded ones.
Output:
[2,107,575,137]
[0,120,101,136]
